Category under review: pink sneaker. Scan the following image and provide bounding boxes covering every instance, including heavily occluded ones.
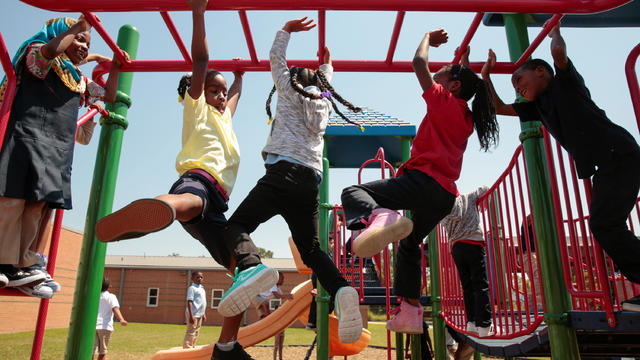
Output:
[352,208,413,257]
[385,300,423,334]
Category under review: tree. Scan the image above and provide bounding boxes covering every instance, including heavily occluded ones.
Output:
[258,247,273,259]
[168,252,180,257]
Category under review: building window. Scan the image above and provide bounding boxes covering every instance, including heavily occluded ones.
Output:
[269,298,282,311]
[147,288,159,307]
[211,289,224,309]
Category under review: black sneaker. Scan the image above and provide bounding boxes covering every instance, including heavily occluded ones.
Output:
[305,322,317,331]
[211,342,255,360]
[0,265,46,287]
[621,295,640,312]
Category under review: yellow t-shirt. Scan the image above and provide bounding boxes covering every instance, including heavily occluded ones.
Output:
[175,92,240,195]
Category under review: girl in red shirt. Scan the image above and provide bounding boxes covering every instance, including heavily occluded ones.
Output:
[341,29,498,334]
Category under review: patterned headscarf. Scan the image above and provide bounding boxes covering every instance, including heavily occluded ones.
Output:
[0,17,85,107]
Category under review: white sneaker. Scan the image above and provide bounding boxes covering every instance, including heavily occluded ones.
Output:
[0,273,7,288]
[335,286,362,343]
[477,324,495,337]
[466,321,478,335]
[17,282,54,299]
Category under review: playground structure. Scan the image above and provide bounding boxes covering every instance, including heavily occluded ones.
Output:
[0,0,640,359]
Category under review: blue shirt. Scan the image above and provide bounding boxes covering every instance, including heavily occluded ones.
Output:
[186,283,206,318]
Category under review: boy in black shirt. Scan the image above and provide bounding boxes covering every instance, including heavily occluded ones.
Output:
[481,21,640,312]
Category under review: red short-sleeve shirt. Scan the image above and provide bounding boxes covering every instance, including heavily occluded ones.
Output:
[399,83,473,196]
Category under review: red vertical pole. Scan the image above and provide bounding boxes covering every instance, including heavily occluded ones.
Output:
[30,209,64,360]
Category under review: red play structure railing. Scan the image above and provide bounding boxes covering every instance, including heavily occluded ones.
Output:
[438,145,546,339]
[543,129,640,327]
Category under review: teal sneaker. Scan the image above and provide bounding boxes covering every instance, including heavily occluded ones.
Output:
[334,286,363,343]
[218,264,278,317]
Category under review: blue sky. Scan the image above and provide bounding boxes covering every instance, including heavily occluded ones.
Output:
[2,2,639,258]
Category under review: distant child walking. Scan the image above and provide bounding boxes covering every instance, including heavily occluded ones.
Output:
[441,186,494,337]
[215,17,364,357]
[94,278,127,360]
[184,271,207,348]
[481,20,640,312]
[341,28,499,334]
[0,15,125,293]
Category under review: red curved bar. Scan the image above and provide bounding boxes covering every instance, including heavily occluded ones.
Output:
[452,12,484,65]
[625,42,640,135]
[0,32,17,152]
[19,0,631,14]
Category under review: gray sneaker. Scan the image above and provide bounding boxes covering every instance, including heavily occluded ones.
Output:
[17,282,54,299]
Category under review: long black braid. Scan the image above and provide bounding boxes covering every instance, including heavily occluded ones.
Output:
[445,64,499,151]
[265,66,363,129]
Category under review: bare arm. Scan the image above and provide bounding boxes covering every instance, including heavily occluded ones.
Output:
[481,49,517,116]
[413,29,448,93]
[113,307,127,326]
[547,21,568,71]
[186,0,209,100]
[40,16,91,60]
[456,46,470,67]
[102,51,129,103]
[226,61,244,116]
[187,300,195,323]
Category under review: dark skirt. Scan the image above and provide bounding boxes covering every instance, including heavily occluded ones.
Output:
[0,65,80,209]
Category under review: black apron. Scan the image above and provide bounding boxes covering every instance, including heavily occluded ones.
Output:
[0,61,81,209]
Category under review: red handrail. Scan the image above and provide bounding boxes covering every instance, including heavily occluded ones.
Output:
[0,32,17,152]
[625,42,640,135]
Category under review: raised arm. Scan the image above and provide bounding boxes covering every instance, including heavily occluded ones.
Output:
[413,29,448,93]
[481,49,517,116]
[186,0,209,100]
[270,18,316,92]
[547,20,568,71]
[226,58,244,116]
[40,16,92,60]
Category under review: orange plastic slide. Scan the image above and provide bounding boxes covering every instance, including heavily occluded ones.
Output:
[152,280,370,359]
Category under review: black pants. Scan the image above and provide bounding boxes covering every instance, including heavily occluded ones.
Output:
[341,169,455,299]
[589,150,640,284]
[226,161,349,298]
[307,272,336,325]
[451,242,491,327]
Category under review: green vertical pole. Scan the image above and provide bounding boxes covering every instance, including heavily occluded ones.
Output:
[428,228,446,360]
[503,14,580,360]
[317,143,331,360]
[64,25,138,360]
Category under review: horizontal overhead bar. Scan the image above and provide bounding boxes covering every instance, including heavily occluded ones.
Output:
[21,0,631,14]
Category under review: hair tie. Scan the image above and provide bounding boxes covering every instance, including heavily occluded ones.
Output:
[267,116,274,125]
[321,91,332,99]
[178,95,183,103]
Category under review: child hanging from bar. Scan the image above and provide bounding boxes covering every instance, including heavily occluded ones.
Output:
[94,1,258,357]
[216,17,365,356]
[340,28,499,334]
[0,15,126,294]
[481,20,640,312]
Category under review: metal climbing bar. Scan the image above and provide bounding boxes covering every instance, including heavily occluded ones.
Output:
[451,12,484,65]
[19,0,632,13]
[160,11,193,64]
[625,42,640,135]
[238,10,258,64]
[0,32,17,150]
[81,11,129,66]
[385,11,405,64]
[514,13,563,66]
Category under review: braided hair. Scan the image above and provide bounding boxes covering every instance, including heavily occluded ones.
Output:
[442,64,499,151]
[177,70,224,102]
[265,66,363,129]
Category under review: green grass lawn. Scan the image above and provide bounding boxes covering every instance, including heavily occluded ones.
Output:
[0,322,394,360]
